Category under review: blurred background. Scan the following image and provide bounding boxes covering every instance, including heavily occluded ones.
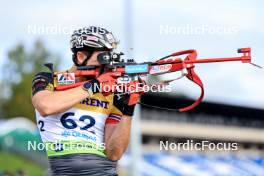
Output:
[0,0,264,175]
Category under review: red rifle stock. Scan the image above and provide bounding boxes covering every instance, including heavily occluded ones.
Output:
[54,48,260,112]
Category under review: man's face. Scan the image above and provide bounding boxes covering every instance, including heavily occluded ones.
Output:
[76,51,106,66]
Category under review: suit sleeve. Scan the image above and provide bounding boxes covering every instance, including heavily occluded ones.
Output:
[105,94,124,125]
[32,72,54,96]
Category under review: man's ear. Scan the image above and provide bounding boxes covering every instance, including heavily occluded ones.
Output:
[76,51,87,64]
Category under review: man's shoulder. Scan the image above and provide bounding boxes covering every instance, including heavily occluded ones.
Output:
[32,72,53,84]
[32,72,54,96]
[33,71,53,80]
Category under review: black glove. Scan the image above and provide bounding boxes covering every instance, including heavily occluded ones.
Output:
[113,92,140,116]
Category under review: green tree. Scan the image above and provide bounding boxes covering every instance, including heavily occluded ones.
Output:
[0,40,60,121]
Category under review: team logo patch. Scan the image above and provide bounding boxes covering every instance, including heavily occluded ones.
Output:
[57,73,75,85]
[149,64,172,74]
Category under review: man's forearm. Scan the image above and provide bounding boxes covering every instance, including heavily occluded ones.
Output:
[105,116,132,161]
[32,86,89,116]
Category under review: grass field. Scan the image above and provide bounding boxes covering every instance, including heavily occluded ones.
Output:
[0,151,46,176]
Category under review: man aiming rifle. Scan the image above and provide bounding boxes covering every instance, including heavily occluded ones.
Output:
[32,26,139,176]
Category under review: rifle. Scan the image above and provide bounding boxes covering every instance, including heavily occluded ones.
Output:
[45,47,261,112]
